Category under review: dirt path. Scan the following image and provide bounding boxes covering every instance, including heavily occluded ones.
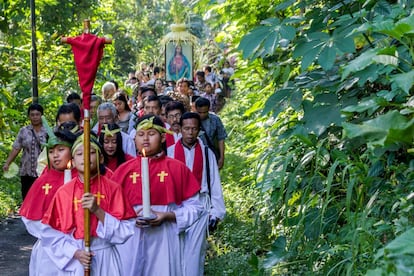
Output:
[0,215,36,276]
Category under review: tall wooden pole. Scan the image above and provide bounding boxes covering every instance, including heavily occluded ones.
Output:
[61,20,111,275]
[30,0,38,103]
[81,19,91,276]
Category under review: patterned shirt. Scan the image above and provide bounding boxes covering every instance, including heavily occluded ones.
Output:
[200,93,218,113]
[12,125,47,177]
[199,113,227,159]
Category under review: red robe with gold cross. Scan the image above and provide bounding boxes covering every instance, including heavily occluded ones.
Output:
[42,175,136,239]
[19,168,78,276]
[112,154,200,206]
[40,175,136,275]
[111,153,204,276]
[20,168,78,220]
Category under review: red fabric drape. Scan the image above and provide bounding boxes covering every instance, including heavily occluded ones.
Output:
[174,141,203,184]
[66,34,106,110]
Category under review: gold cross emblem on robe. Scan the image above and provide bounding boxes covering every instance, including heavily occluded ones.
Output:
[157,171,169,182]
[130,172,140,184]
[42,183,52,195]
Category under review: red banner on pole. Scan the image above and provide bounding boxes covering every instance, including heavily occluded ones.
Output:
[64,33,107,110]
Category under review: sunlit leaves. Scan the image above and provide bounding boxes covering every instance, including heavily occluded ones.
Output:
[342,111,414,147]
[238,17,296,60]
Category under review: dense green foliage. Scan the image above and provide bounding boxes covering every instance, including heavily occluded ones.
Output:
[2,0,414,275]
[193,0,414,275]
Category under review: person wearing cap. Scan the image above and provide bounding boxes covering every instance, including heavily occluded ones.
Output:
[112,115,204,276]
[19,118,78,275]
[41,132,136,275]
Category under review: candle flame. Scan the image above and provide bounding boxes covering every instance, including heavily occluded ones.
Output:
[142,149,146,157]
[67,160,72,170]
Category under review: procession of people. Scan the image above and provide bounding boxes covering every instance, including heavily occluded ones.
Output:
[2,23,234,274]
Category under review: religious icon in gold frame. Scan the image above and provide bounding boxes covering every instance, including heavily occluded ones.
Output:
[165,42,193,82]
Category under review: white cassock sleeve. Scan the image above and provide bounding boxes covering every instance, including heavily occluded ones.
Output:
[21,217,43,239]
[205,147,226,220]
[173,193,205,234]
[96,212,135,243]
[41,225,80,271]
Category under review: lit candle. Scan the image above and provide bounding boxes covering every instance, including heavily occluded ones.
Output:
[141,150,151,218]
[64,161,72,184]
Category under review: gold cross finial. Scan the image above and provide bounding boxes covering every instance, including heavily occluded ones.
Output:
[42,183,52,195]
[130,172,140,184]
[157,171,169,182]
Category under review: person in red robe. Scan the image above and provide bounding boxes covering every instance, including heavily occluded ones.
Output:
[99,123,134,172]
[111,115,205,276]
[41,133,136,276]
[20,119,78,275]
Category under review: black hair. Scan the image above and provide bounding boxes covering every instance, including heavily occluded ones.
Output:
[196,71,205,77]
[195,97,211,109]
[153,66,160,74]
[190,95,200,104]
[159,95,174,107]
[66,92,81,103]
[98,123,126,167]
[54,121,79,145]
[144,95,161,109]
[55,103,81,123]
[140,86,156,98]
[28,103,44,116]
[180,112,201,128]
[110,79,119,90]
[113,93,131,112]
[165,101,186,115]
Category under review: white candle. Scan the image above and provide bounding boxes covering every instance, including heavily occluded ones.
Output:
[141,155,151,218]
[64,169,72,184]
[64,161,72,184]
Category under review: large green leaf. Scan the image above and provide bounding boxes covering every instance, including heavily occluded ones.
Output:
[390,71,414,95]
[263,236,287,269]
[341,97,380,114]
[341,49,378,80]
[238,18,297,59]
[342,111,414,147]
[238,26,270,59]
[318,44,336,71]
[262,88,293,117]
[302,94,343,136]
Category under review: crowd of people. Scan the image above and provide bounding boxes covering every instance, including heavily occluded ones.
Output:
[3,60,235,275]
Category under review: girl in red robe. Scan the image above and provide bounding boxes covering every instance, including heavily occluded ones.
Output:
[20,119,78,276]
[41,133,136,276]
[99,123,134,172]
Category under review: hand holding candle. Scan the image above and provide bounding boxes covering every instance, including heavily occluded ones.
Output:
[141,149,151,218]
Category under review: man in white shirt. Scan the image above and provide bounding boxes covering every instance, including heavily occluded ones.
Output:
[167,112,226,276]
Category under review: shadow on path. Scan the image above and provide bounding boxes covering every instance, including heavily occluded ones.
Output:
[0,215,36,276]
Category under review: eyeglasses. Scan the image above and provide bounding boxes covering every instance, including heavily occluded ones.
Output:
[167,113,182,120]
